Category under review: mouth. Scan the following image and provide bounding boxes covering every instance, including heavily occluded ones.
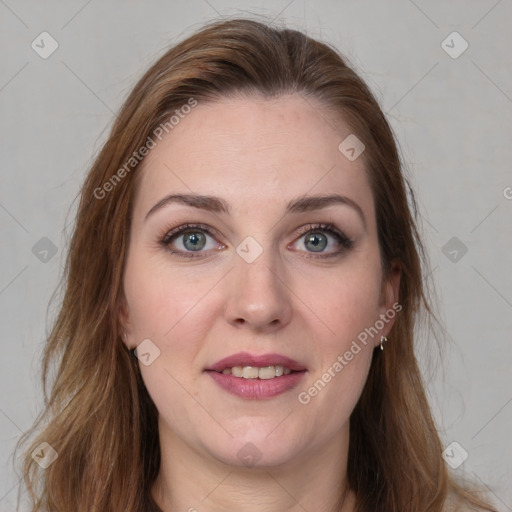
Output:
[205,352,307,399]
[206,351,307,374]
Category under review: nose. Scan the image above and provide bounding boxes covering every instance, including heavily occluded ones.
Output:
[223,250,293,333]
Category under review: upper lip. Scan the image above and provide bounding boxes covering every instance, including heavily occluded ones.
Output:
[206,351,307,372]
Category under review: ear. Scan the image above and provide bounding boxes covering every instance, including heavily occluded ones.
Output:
[377,259,401,343]
[118,293,136,350]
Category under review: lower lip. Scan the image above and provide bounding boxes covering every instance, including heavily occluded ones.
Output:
[206,370,306,399]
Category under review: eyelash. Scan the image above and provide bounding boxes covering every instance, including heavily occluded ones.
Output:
[158,222,354,259]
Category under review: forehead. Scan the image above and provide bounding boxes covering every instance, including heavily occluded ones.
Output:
[134,94,374,220]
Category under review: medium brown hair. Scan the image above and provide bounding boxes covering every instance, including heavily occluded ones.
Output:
[17,18,496,512]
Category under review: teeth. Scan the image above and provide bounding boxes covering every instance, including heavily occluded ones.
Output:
[222,365,293,379]
[242,366,259,379]
[232,366,243,377]
[258,366,276,380]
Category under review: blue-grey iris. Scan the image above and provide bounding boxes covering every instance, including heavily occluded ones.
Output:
[305,233,327,252]
[183,232,206,251]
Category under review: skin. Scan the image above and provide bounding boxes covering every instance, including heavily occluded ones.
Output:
[120,94,400,512]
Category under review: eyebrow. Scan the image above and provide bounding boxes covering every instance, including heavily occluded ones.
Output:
[145,193,366,226]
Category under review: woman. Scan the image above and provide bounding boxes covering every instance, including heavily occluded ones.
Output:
[18,18,497,512]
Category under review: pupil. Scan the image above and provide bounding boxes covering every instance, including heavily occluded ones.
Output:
[184,232,206,251]
[306,233,327,252]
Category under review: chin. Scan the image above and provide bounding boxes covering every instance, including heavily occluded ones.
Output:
[203,433,301,469]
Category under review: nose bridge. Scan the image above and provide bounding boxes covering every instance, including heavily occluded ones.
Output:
[224,237,292,329]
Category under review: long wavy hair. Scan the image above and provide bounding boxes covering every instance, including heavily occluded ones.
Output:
[17,17,496,512]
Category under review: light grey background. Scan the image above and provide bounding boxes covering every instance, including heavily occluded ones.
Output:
[1,1,511,510]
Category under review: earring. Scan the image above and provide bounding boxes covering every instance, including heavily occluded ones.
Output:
[380,336,388,351]
[123,332,137,356]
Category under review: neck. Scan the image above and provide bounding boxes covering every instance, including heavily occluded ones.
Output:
[151,419,355,512]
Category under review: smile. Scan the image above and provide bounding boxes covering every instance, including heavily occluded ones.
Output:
[218,365,293,379]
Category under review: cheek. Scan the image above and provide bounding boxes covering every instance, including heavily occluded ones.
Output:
[300,256,384,345]
[123,249,225,395]
[123,250,214,340]
[306,347,374,435]
[293,251,382,414]
[123,255,216,430]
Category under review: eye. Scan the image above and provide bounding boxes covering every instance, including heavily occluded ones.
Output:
[291,223,353,258]
[159,222,353,259]
[160,223,223,257]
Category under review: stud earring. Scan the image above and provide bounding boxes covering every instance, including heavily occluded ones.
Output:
[380,336,388,351]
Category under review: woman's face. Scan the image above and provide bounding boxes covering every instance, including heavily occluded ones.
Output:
[121,94,399,468]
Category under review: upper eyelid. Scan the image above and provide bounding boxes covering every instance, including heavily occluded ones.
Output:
[162,223,222,241]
